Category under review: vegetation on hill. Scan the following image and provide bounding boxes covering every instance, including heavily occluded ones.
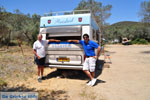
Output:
[0,0,150,45]
[0,9,40,47]
[103,21,150,44]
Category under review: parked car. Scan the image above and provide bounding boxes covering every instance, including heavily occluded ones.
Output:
[122,38,131,45]
[113,39,119,44]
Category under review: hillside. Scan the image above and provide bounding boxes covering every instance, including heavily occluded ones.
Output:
[111,21,139,26]
[104,21,150,42]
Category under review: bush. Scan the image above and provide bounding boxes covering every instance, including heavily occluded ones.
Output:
[131,38,149,44]
[0,78,7,89]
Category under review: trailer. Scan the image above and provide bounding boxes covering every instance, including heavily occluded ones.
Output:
[40,10,101,70]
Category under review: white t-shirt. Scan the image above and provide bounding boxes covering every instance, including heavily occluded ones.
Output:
[33,40,48,58]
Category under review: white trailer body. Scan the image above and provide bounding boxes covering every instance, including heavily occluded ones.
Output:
[40,10,100,70]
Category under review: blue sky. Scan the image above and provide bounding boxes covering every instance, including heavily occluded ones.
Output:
[0,0,149,24]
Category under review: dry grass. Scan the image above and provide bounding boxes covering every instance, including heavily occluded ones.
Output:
[0,45,70,100]
[79,86,105,100]
[0,45,36,81]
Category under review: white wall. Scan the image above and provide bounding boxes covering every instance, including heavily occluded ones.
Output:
[40,28,46,40]
[82,26,91,40]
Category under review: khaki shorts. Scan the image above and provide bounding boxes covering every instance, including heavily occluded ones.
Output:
[83,57,96,72]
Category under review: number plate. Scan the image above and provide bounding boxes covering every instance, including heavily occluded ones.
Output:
[57,58,70,62]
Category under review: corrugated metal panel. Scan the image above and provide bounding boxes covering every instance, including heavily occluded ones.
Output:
[40,26,82,37]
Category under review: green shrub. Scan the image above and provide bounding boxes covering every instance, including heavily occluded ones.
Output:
[131,38,149,44]
[139,39,149,44]
[0,78,7,89]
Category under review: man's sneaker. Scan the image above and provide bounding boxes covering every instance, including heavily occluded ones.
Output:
[37,78,42,83]
[91,78,97,86]
[86,81,92,86]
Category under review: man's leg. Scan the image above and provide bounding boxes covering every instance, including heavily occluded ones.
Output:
[38,66,41,77]
[89,57,97,86]
[83,58,93,80]
[83,58,93,85]
[91,71,97,86]
[83,70,93,80]
[37,66,42,82]
[91,72,95,78]
[41,66,44,77]
[83,70,94,86]
[40,57,45,79]
[36,58,41,78]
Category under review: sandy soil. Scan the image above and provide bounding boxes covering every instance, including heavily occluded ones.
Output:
[1,45,150,100]
[98,45,150,100]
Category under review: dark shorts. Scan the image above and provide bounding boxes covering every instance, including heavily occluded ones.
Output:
[35,56,45,66]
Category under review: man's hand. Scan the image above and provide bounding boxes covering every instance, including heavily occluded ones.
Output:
[37,56,40,59]
[67,40,79,43]
[93,56,99,59]
[55,40,61,42]
[49,39,61,42]
[67,40,72,42]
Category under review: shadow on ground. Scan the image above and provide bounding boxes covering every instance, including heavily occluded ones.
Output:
[45,69,89,80]
[0,84,69,100]
[141,51,150,54]
[95,59,105,78]
[44,60,106,81]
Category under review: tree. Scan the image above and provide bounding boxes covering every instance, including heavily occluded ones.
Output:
[0,6,12,47]
[139,1,150,23]
[14,9,23,15]
[0,6,6,12]
[48,9,53,16]
[74,0,112,34]
[32,13,40,23]
[0,5,40,46]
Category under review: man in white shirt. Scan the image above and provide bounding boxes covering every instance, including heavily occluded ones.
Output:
[33,34,60,82]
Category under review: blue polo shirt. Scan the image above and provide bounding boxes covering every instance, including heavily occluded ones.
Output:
[79,40,99,56]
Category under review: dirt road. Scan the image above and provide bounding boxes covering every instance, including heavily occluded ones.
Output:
[98,45,150,100]
[1,45,150,100]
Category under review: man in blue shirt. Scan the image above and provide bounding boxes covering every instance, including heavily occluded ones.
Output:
[68,34,101,86]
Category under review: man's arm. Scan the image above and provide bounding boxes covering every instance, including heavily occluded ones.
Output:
[33,49,40,59]
[67,40,79,43]
[49,39,61,42]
